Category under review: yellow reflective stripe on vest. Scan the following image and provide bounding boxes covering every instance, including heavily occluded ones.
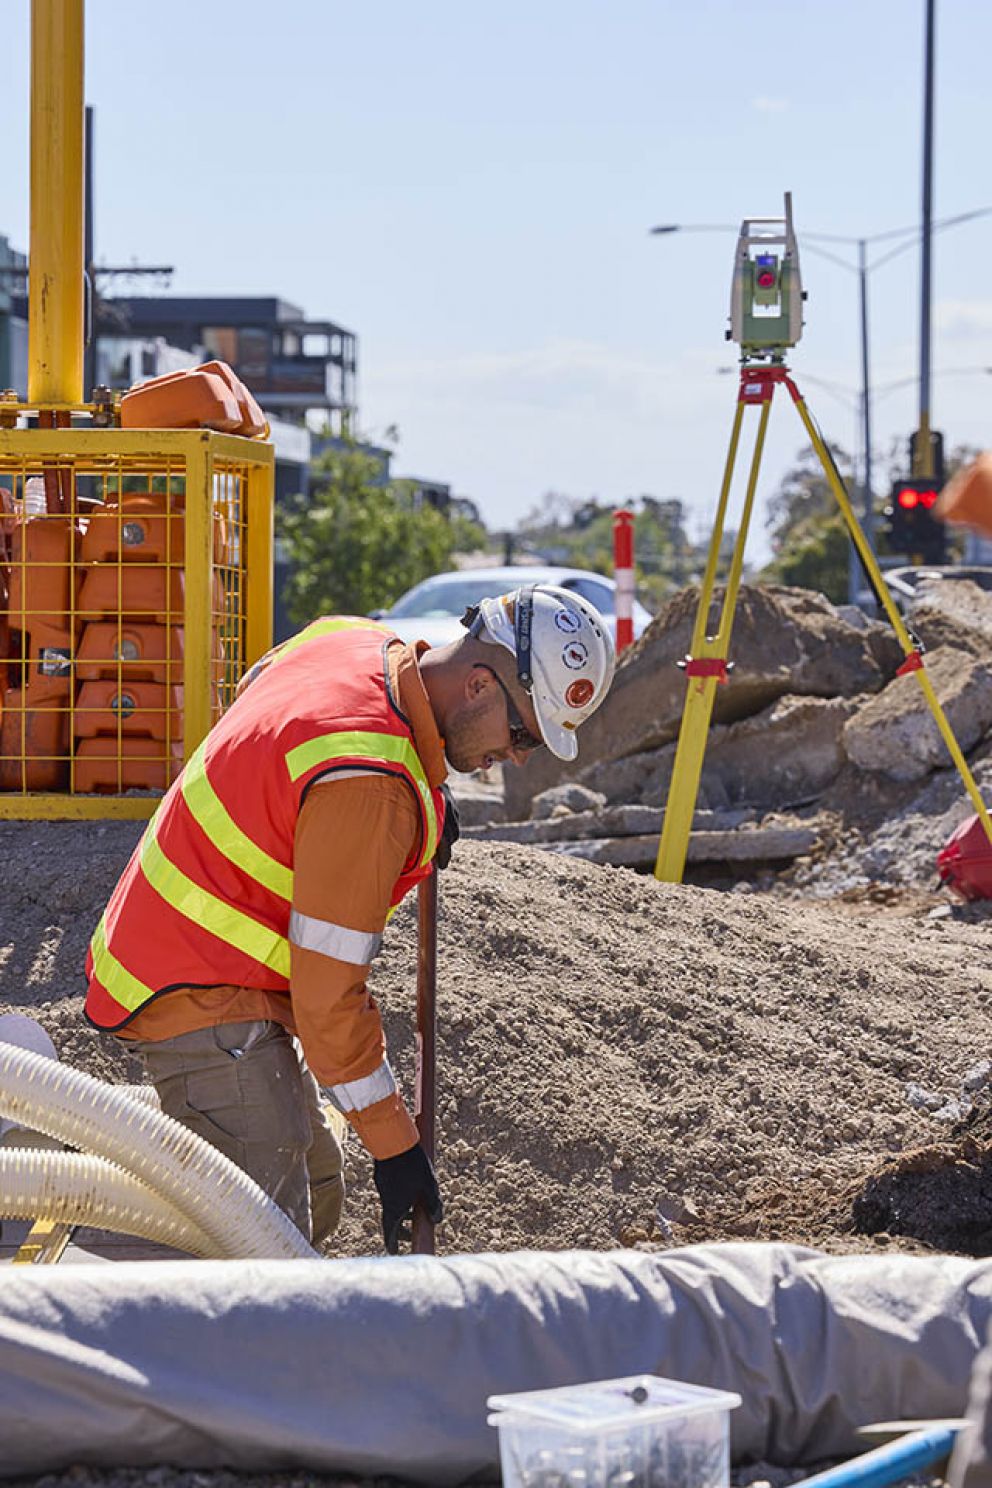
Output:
[273,616,393,665]
[90,915,155,1013]
[285,729,440,865]
[181,741,293,903]
[141,825,291,978]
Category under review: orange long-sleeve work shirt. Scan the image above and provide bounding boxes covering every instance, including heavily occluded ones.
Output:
[118,640,447,1160]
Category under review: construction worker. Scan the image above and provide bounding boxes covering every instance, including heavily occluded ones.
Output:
[83,584,616,1253]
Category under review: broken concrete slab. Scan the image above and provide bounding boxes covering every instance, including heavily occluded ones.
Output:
[504,583,903,819]
[531,783,607,819]
[908,579,992,658]
[573,693,860,814]
[843,644,992,783]
[545,825,819,869]
[462,804,756,846]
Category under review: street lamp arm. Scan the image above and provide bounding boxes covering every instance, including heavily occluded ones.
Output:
[648,223,739,235]
[862,207,992,274]
[801,241,861,274]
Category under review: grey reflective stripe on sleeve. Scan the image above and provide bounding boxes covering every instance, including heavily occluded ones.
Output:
[308,767,382,786]
[289,910,383,966]
[325,1059,398,1114]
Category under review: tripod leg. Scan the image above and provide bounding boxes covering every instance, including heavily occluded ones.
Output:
[656,393,772,883]
[793,388,992,846]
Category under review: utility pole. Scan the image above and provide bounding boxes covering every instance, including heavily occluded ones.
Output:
[914,0,936,481]
[858,240,873,543]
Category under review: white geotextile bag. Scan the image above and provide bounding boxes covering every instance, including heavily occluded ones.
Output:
[0,1242,990,1483]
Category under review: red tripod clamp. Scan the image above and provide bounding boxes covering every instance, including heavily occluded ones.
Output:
[679,656,732,684]
[737,364,802,406]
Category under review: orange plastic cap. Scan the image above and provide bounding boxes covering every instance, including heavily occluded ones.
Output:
[934,452,992,538]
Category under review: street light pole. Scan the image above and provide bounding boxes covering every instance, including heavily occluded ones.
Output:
[858,239,873,544]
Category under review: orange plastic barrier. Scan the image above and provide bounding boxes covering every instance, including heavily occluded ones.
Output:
[74,680,184,741]
[73,736,184,793]
[77,565,223,624]
[199,361,268,437]
[76,622,185,683]
[119,360,266,437]
[121,368,242,433]
[82,493,184,565]
[82,492,227,566]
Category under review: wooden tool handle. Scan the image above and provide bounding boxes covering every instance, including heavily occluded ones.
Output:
[412,868,438,1254]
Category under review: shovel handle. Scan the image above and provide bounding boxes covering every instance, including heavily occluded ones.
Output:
[412,868,438,1254]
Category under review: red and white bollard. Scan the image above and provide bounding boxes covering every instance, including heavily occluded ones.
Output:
[612,508,635,653]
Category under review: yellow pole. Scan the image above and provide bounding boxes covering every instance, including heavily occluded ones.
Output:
[245,463,274,668]
[184,436,214,756]
[688,398,747,655]
[655,392,771,883]
[793,389,992,846]
[28,0,85,406]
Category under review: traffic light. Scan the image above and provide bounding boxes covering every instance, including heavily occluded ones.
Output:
[885,477,947,563]
[752,252,780,306]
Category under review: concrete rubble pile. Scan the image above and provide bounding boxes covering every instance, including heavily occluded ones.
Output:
[484,579,992,888]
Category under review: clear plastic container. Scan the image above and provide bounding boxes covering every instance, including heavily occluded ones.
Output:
[23,476,47,515]
[488,1373,741,1488]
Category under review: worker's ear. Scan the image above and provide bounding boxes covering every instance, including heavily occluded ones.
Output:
[465,664,494,703]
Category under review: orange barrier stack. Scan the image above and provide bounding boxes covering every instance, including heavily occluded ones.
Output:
[71,490,219,792]
[0,484,82,791]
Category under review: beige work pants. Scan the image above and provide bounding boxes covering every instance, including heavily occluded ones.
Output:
[132,1020,344,1247]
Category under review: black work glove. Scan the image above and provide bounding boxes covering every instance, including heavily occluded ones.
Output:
[435,784,460,870]
[373,1142,443,1254]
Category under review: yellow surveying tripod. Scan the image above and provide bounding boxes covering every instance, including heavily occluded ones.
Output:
[655,195,992,884]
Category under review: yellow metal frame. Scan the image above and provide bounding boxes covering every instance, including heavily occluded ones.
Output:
[11,1216,74,1264]
[655,363,992,883]
[0,427,274,819]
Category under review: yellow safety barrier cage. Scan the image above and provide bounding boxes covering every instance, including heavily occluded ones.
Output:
[0,427,273,819]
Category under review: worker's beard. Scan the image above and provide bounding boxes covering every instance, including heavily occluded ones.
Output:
[442,694,502,775]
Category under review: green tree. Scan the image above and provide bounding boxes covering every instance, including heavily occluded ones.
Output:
[759,444,855,601]
[277,438,459,625]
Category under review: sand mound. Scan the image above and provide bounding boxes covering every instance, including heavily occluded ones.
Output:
[2,823,991,1258]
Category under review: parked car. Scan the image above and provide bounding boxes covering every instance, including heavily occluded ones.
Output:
[883,564,992,613]
[371,565,654,647]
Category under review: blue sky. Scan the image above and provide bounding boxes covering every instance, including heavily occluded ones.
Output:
[2,0,991,562]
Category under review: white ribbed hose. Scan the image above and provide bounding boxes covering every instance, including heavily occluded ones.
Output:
[0,1042,316,1260]
[0,1149,215,1257]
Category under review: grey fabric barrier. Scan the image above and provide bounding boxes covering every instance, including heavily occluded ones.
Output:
[950,1316,992,1488]
[0,1242,990,1483]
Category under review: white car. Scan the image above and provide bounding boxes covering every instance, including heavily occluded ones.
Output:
[372,565,653,648]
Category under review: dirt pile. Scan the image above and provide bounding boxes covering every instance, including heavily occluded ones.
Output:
[3,824,992,1259]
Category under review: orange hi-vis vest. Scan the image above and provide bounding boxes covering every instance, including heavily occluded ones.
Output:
[84,619,445,1032]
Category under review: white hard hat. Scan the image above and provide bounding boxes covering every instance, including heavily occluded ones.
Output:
[466,584,616,760]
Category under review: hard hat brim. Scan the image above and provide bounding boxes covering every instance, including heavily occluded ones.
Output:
[532,694,579,761]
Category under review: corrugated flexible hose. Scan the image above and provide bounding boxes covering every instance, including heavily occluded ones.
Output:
[0,1148,215,1257]
[0,1040,316,1260]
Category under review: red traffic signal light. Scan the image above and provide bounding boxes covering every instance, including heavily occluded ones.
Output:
[886,477,946,562]
[895,484,939,510]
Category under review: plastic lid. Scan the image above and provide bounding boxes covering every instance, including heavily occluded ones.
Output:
[487,1374,742,1433]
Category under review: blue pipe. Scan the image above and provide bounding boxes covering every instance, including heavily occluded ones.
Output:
[797,1428,961,1488]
